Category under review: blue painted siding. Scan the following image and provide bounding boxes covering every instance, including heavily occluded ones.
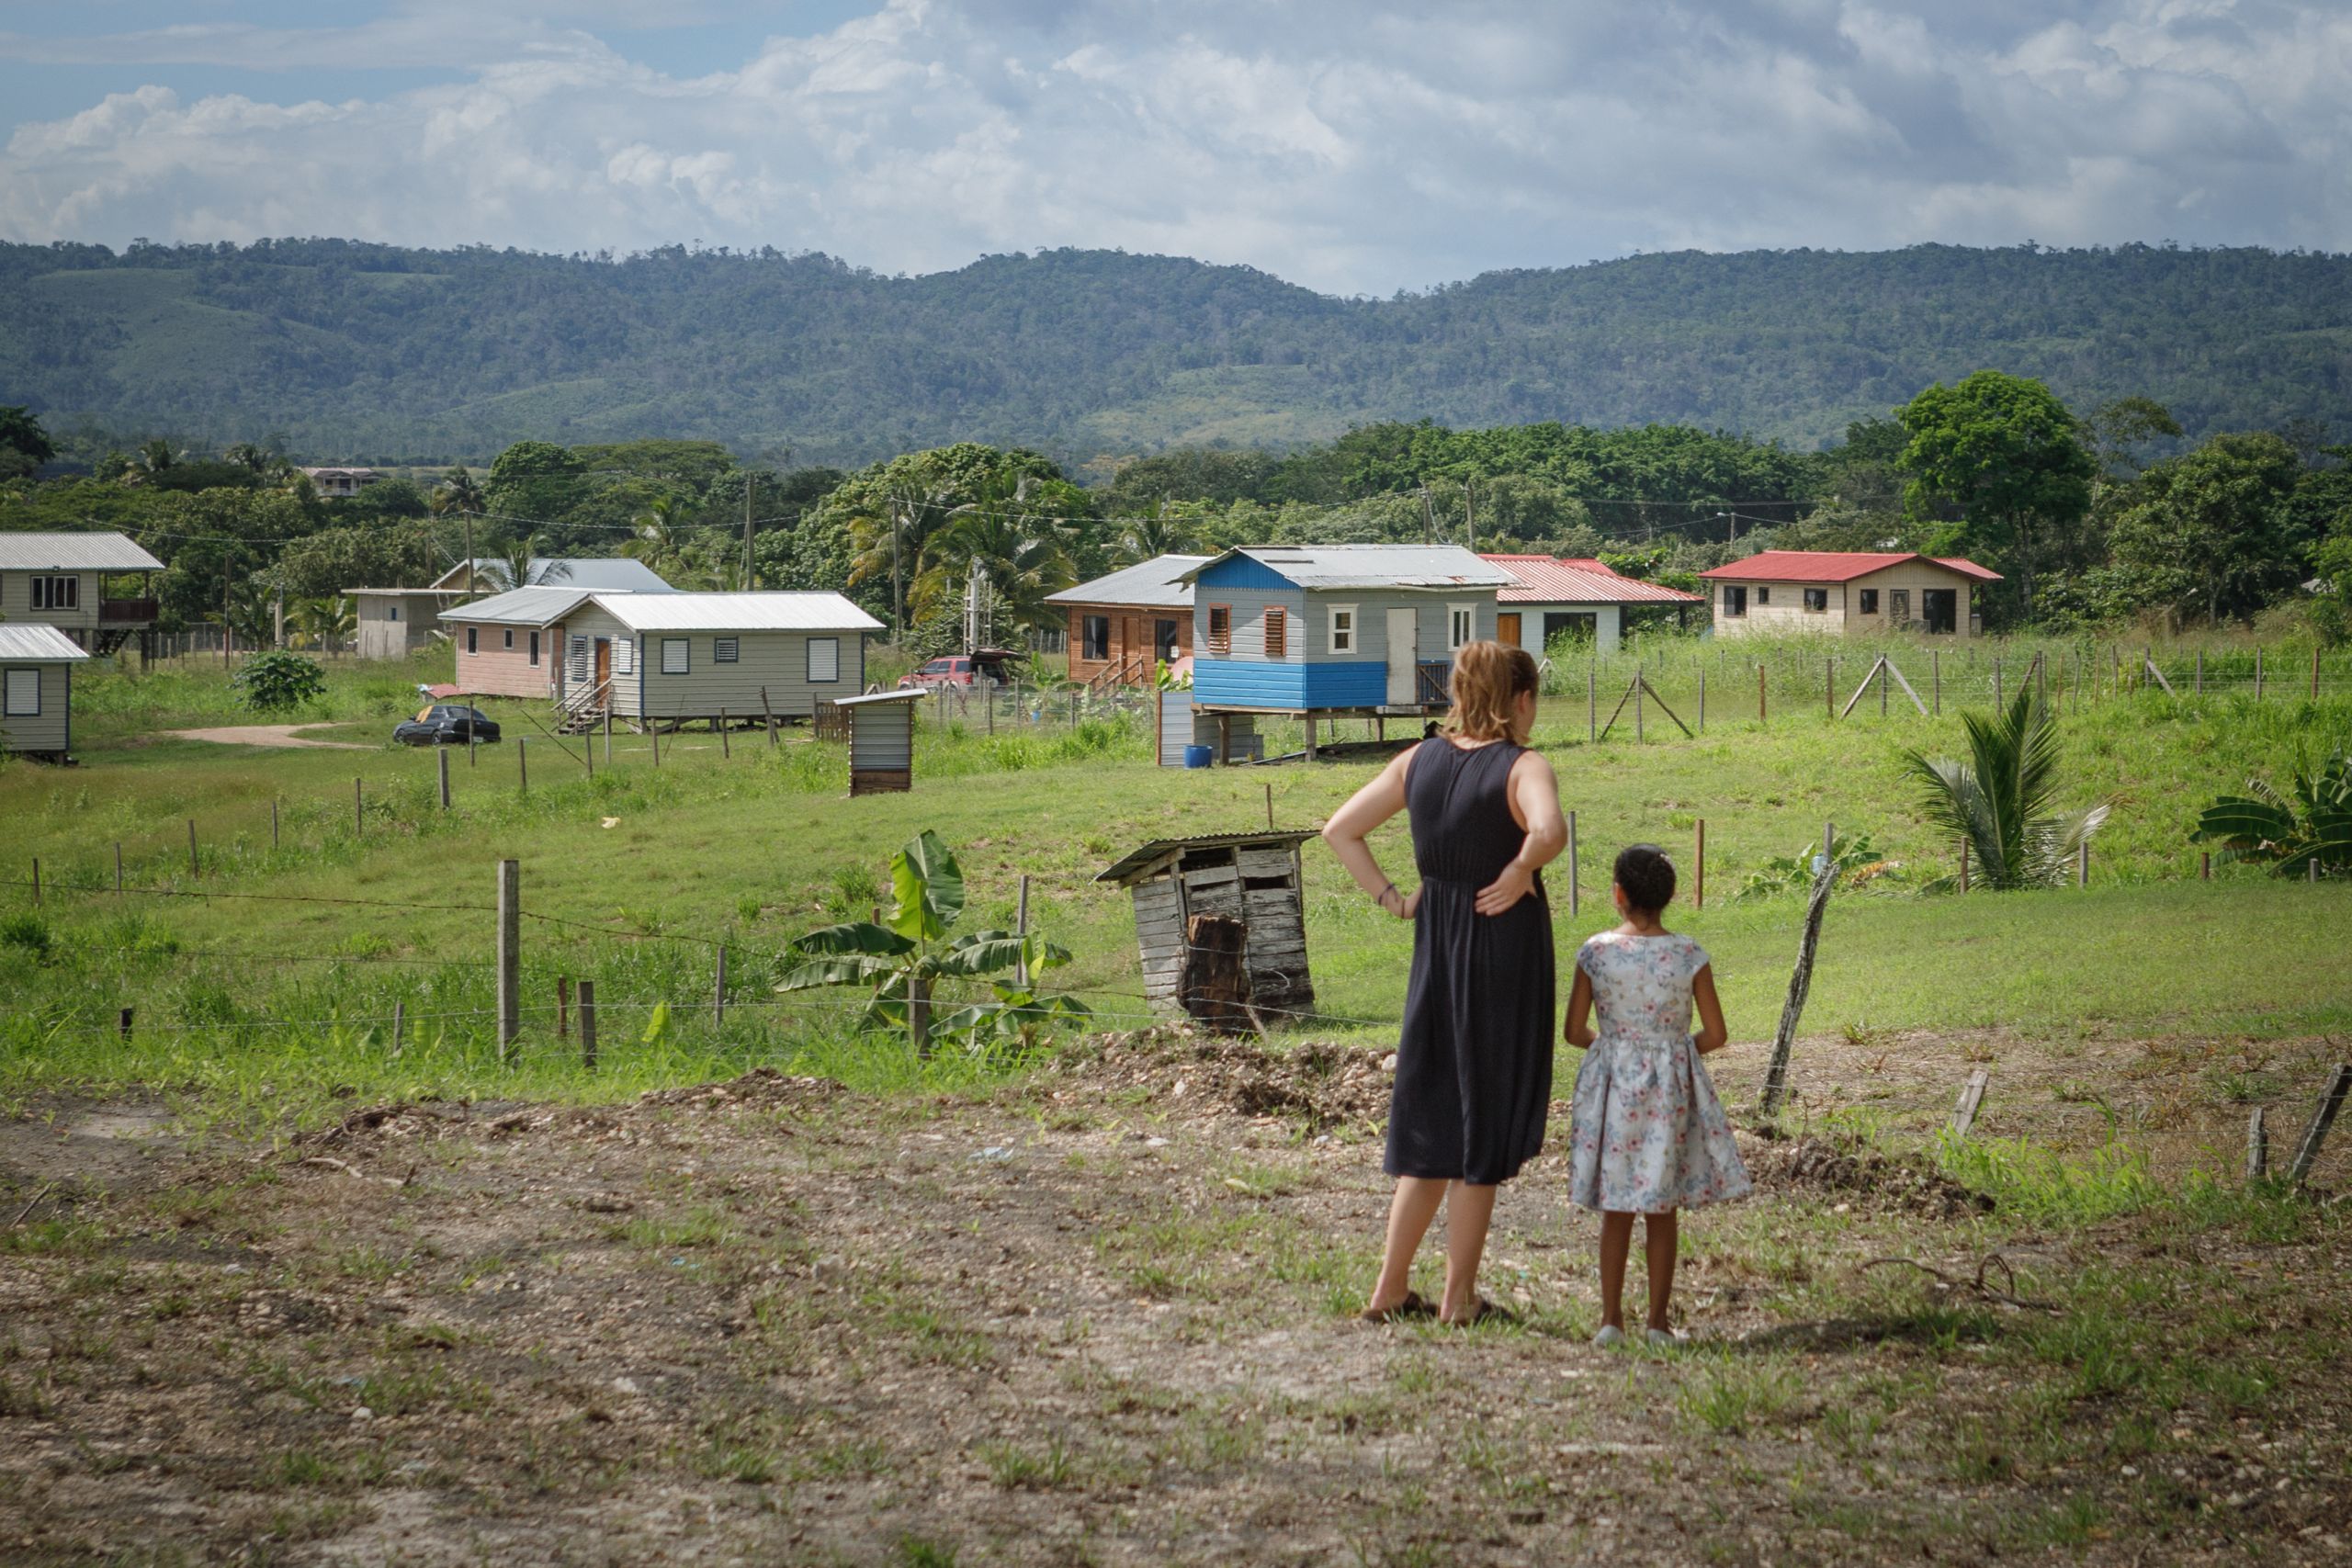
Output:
[1194,659,1386,708]
[1197,554,1296,592]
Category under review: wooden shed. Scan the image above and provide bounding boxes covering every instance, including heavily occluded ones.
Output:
[833,688,925,795]
[1096,831,1317,1024]
[0,623,92,761]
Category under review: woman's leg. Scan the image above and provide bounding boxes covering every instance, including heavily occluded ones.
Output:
[1598,1211,1635,1329]
[1643,1210,1679,1331]
[1437,1181,1498,1321]
[1367,1177,1448,1313]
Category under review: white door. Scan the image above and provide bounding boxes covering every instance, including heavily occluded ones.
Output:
[1385,606,1419,705]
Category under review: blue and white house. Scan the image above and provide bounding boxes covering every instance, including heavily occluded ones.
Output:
[1179,546,1513,714]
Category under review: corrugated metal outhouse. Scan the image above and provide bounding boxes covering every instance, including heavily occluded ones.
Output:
[833,688,924,795]
[1096,831,1317,1021]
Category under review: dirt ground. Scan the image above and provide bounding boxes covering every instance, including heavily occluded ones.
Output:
[2,1028,2347,1565]
[162,726,375,750]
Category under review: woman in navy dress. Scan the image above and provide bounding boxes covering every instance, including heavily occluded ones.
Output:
[1321,641,1566,1325]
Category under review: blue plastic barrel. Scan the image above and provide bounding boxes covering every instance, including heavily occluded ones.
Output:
[1182,743,1214,769]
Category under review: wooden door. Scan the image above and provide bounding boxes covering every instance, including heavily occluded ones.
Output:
[1385,607,1419,705]
[594,637,612,705]
[1496,612,1521,648]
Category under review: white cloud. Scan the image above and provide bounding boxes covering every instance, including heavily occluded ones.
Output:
[0,0,2346,294]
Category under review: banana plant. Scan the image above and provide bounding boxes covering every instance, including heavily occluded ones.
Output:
[2195,748,2352,877]
[776,830,1086,1055]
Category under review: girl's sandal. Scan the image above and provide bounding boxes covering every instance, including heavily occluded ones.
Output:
[1443,1297,1521,1328]
[1360,1291,1435,1324]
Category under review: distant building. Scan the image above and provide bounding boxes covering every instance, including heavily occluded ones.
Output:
[1481,555,1705,655]
[1046,553,1208,688]
[347,557,676,660]
[1698,551,2001,638]
[300,467,383,498]
[1182,545,1511,717]
[0,532,164,654]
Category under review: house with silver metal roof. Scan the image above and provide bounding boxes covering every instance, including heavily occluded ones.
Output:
[348,557,676,660]
[1178,546,1513,720]
[0,623,92,759]
[438,590,883,729]
[0,532,164,655]
[1045,553,1208,689]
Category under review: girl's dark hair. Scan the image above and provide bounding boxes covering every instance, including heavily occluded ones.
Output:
[1614,844,1677,915]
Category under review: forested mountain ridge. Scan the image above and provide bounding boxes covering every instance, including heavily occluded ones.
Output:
[2,239,2346,467]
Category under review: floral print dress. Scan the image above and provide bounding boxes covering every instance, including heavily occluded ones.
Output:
[1566,931,1751,1213]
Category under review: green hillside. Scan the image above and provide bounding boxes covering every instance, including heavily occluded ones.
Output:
[2,239,2346,465]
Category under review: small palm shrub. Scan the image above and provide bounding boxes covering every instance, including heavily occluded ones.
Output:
[1902,687,2107,890]
[2195,747,2351,877]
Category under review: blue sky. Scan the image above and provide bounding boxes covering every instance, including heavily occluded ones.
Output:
[1,1,2343,295]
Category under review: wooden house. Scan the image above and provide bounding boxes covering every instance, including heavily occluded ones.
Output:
[534,592,884,728]
[1482,554,1705,655]
[1046,553,1208,688]
[356,557,673,661]
[0,533,163,655]
[1699,551,2000,639]
[831,689,925,795]
[0,624,92,760]
[1181,546,1511,719]
[1095,831,1317,1021]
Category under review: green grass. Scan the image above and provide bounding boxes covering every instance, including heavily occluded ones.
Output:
[3,654,2347,1119]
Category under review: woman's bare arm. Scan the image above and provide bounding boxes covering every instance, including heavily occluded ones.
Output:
[1474,750,1568,916]
[1564,964,1596,1048]
[1320,749,1420,919]
[1691,964,1729,1054]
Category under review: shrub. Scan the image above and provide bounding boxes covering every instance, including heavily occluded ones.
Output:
[230,650,328,714]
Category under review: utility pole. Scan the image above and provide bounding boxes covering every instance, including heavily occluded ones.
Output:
[461,514,475,597]
[742,472,755,589]
[1419,484,1436,546]
[890,499,904,642]
[1718,510,1735,546]
[273,579,285,649]
[1464,478,1476,554]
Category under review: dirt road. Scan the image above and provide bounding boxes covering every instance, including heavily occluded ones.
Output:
[164,724,374,750]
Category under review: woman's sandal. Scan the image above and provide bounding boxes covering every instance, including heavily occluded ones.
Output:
[1359,1291,1435,1324]
[1443,1296,1521,1328]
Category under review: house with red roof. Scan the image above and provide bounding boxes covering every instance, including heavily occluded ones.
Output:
[1480,555,1706,655]
[1697,551,2001,638]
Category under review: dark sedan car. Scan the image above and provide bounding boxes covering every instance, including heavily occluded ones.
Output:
[393,704,501,746]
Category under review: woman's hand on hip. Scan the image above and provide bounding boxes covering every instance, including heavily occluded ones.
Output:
[1398,888,1421,919]
[1474,861,1535,915]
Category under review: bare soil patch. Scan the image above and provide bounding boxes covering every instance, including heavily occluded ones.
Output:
[2,1033,2346,1565]
[163,724,376,750]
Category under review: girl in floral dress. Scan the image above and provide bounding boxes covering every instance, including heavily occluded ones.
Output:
[1564,844,1750,1347]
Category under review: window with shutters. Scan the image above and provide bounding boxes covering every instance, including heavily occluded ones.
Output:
[662,637,689,674]
[715,637,739,663]
[616,638,635,675]
[571,637,589,679]
[1206,604,1231,655]
[808,637,840,682]
[4,669,38,716]
[1263,606,1287,659]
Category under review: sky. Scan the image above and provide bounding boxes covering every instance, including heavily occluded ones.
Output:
[0,0,2344,297]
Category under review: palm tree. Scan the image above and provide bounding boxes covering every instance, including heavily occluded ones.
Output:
[288,594,357,653]
[431,467,485,518]
[1903,686,2108,890]
[844,480,960,641]
[915,471,1078,637]
[485,535,570,592]
[625,496,693,579]
[1120,504,1198,564]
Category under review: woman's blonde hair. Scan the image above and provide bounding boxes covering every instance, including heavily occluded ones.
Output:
[1445,640,1540,743]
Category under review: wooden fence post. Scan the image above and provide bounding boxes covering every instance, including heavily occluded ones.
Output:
[2287,1064,2351,1185]
[1264,783,1275,829]
[187,818,198,876]
[761,686,778,748]
[1634,664,1645,742]
[2256,646,2264,700]
[557,976,571,1042]
[1015,874,1031,988]
[355,777,363,838]
[713,945,728,1028]
[1959,840,1969,894]
[604,712,613,767]
[118,1007,133,1042]
[1566,810,1579,916]
[2195,648,2203,695]
[1949,1069,1990,1138]
[1932,649,1940,716]
[1589,667,1597,742]
[2246,1106,2267,1182]
[2077,840,2089,888]
[115,842,123,897]
[438,748,451,809]
[1697,667,1705,733]
[28,858,38,906]
[579,981,596,1071]
[272,798,280,848]
[1995,657,2003,709]
[1694,818,1705,909]
[495,859,520,1059]
[1759,849,1837,1118]
[1758,663,1767,726]
[389,999,403,1060]
[517,737,527,792]
[651,722,661,768]
[1826,656,1834,719]
[2200,850,2211,880]
[719,709,731,759]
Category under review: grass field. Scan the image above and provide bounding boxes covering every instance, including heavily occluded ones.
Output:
[3,646,2348,1562]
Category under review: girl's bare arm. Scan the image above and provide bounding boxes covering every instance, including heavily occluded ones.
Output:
[1691,964,1729,1054]
[1319,749,1419,919]
[1564,964,1596,1048]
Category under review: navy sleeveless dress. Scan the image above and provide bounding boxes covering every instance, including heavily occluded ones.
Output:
[1384,738,1557,1185]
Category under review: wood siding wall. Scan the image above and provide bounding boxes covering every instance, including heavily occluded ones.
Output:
[1065,602,1190,685]
[0,662,71,751]
[0,571,99,634]
[563,604,870,719]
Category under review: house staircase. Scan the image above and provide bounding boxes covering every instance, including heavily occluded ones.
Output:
[554,680,611,735]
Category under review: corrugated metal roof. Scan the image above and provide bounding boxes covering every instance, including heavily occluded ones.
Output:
[594,592,884,632]
[0,532,165,571]
[1094,830,1318,886]
[0,625,91,660]
[1482,554,1704,605]
[1180,545,1512,590]
[1698,550,2003,584]
[429,558,678,592]
[435,586,599,626]
[1045,553,1209,608]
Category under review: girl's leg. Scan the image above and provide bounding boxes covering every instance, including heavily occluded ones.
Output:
[1367,1177,1448,1313]
[1598,1211,1636,1329]
[1437,1181,1498,1322]
[1643,1210,1679,1331]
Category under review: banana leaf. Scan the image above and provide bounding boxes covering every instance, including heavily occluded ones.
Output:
[888,829,965,942]
[788,920,915,958]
